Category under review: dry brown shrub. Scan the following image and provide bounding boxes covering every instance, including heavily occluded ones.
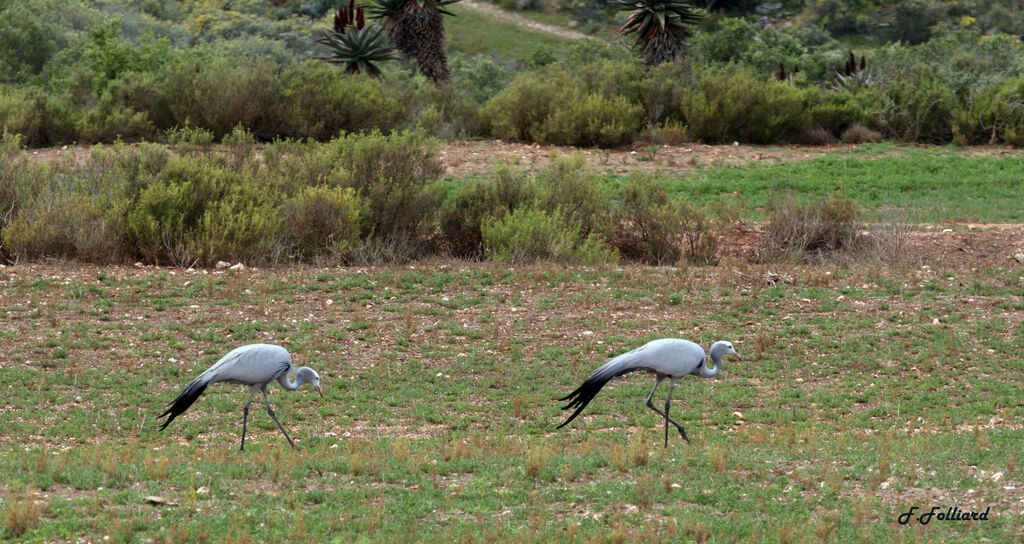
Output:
[754,193,858,262]
[840,123,883,143]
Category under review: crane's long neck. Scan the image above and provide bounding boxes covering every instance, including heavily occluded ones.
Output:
[278,368,301,391]
[694,350,724,378]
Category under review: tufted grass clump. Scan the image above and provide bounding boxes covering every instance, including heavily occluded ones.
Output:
[3,488,48,537]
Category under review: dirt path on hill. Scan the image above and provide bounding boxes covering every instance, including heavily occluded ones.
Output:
[459,0,593,40]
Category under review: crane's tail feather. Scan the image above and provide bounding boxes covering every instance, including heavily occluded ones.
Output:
[556,361,639,429]
[157,378,209,431]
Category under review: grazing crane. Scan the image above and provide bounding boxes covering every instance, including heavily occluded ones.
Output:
[158,344,323,450]
[557,339,740,447]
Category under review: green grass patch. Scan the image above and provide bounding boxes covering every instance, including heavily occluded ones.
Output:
[650,146,1024,222]
[1,261,1022,541]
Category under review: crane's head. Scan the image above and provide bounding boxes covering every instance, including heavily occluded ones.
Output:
[296,367,324,398]
[710,341,741,361]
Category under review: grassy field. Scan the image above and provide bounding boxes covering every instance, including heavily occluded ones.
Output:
[613,145,1024,223]
[1,246,1022,542]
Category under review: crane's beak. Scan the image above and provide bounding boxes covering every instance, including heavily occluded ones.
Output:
[315,385,323,398]
[732,351,742,360]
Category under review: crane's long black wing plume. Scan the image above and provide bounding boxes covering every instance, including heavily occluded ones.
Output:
[158,376,211,430]
[556,351,643,429]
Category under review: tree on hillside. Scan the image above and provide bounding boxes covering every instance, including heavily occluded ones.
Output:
[613,0,704,66]
[367,0,460,84]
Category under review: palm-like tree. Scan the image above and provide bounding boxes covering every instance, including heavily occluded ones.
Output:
[315,1,397,77]
[613,0,704,66]
[367,0,460,84]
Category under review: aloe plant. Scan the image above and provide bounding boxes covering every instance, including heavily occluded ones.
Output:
[613,0,704,66]
[315,1,397,77]
[367,0,460,84]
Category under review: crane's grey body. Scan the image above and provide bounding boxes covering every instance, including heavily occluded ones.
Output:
[158,344,322,450]
[558,339,739,446]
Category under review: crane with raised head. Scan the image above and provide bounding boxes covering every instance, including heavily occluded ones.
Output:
[158,344,323,450]
[557,339,739,447]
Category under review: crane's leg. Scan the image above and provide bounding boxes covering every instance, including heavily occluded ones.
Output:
[645,377,689,446]
[240,385,261,451]
[664,379,689,445]
[260,386,297,449]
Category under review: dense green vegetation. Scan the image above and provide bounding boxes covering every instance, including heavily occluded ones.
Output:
[2,130,1022,267]
[4,0,1024,147]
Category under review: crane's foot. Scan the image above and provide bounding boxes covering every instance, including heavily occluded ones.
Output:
[676,426,690,444]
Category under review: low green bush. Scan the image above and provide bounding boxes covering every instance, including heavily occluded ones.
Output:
[163,57,290,141]
[876,63,958,143]
[438,163,536,258]
[282,185,363,260]
[283,62,406,140]
[3,192,126,263]
[76,105,156,144]
[195,188,280,265]
[122,157,235,265]
[0,86,77,147]
[329,130,444,245]
[611,175,719,265]
[481,206,619,265]
[535,153,611,237]
[481,67,570,143]
[681,65,812,144]
[541,93,644,147]
[482,66,644,147]
[953,75,1024,146]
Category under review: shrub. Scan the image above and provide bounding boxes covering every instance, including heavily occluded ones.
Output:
[840,123,882,143]
[438,162,536,258]
[329,130,443,246]
[756,193,858,262]
[194,189,281,265]
[398,77,484,140]
[97,70,174,130]
[122,158,235,265]
[612,175,718,265]
[483,66,644,146]
[540,93,644,147]
[953,76,1024,146]
[163,56,289,140]
[0,86,77,147]
[281,185,363,260]
[451,55,514,103]
[3,192,126,263]
[0,132,27,247]
[221,125,259,171]
[262,139,348,196]
[165,123,215,155]
[481,67,571,142]
[481,206,619,264]
[876,63,958,143]
[637,61,690,126]
[809,87,883,138]
[805,125,837,145]
[283,61,406,140]
[640,120,689,144]
[76,105,156,144]
[681,65,811,144]
[535,153,611,237]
